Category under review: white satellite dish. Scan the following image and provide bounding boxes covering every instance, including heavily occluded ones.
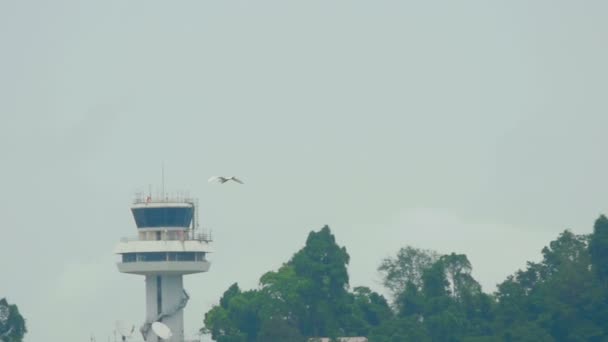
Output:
[151,321,172,340]
[115,320,134,340]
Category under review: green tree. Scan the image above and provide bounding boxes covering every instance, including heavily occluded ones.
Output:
[256,317,305,342]
[203,225,372,341]
[539,231,604,341]
[440,253,482,301]
[378,246,439,301]
[418,258,469,341]
[590,215,608,284]
[502,321,555,342]
[426,308,467,342]
[203,286,265,342]
[369,316,430,342]
[422,260,450,301]
[289,226,352,337]
[291,226,350,297]
[346,286,392,335]
[0,298,27,342]
[220,283,242,309]
[396,281,425,318]
[259,264,310,323]
[380,247,492,341]
[204,217,608,342]
[494,230,606,341]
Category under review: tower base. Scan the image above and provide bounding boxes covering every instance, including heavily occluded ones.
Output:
[143,275,185,342]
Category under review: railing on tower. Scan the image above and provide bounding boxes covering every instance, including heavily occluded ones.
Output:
[120,230,212,243]
[133,191,194,204]
[193,198,200,239]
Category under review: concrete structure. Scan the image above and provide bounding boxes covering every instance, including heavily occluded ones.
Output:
[115,194,212,342]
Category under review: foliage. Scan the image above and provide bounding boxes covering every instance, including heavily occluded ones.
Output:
[370,219,608,341]
[202,225,390,341]
[256,317,305,342]
[590,214,608,283]
[0,298,26,342]
[204,216,608,342]
[378,246,439,301]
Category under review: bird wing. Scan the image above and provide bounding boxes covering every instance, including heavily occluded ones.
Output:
[231,177,244,184]
[208,176,220,183]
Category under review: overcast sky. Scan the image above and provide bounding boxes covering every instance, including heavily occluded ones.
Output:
[1,1,607,341]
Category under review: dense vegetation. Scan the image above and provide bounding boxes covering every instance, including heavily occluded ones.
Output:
[202,216,608,342]
[0,298,26,342]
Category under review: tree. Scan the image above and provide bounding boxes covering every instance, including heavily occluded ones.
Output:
[289,226,352,337]
[378,246,439,301]
[426,308,467,342]
[590,215,608,284]
[203,225,368,341]
[440,253,482,301]
[350,286,392,331]
[0,298,27,342]
[378,245,493,340]
[202,286,265,342]
[220,283,242,309]
[256,317,305,342]
[501,321,555,342]
[369,316,430,342]
[396,281,425,318]
[493,230,607,341]
[291,225,350,297]
[203,217,608,342]
[259,264,310,323]
[422,260,450,300]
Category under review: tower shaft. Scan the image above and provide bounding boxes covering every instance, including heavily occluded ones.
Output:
[144,275,184,342]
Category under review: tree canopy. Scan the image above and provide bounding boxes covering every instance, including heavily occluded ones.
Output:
[0,298,26,342]
[203,217,608,342]
[203,226,391,342]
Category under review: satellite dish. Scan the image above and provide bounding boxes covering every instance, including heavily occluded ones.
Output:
[115,320,134,340]
[151,321,172,340]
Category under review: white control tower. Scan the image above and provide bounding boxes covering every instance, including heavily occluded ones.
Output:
[114,193,212,342]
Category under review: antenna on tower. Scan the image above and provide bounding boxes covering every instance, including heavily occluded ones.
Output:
[161,163,165,200]
[115,320,135,342]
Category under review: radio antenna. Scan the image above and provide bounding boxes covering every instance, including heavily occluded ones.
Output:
[161,162,165,200]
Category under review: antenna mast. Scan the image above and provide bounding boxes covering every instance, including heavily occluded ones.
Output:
[161,163,165,200]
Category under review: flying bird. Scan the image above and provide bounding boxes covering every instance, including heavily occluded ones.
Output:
[208,176,244,184]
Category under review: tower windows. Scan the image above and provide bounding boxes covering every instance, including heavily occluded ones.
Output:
[122,252,206,263]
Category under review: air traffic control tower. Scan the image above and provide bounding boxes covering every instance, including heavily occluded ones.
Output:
[114,193,212,342]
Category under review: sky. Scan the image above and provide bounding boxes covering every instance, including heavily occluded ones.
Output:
[1,0,607,341]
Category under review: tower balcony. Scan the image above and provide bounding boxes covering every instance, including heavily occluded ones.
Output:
[117,258,211,275]
[115,235,213,275]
